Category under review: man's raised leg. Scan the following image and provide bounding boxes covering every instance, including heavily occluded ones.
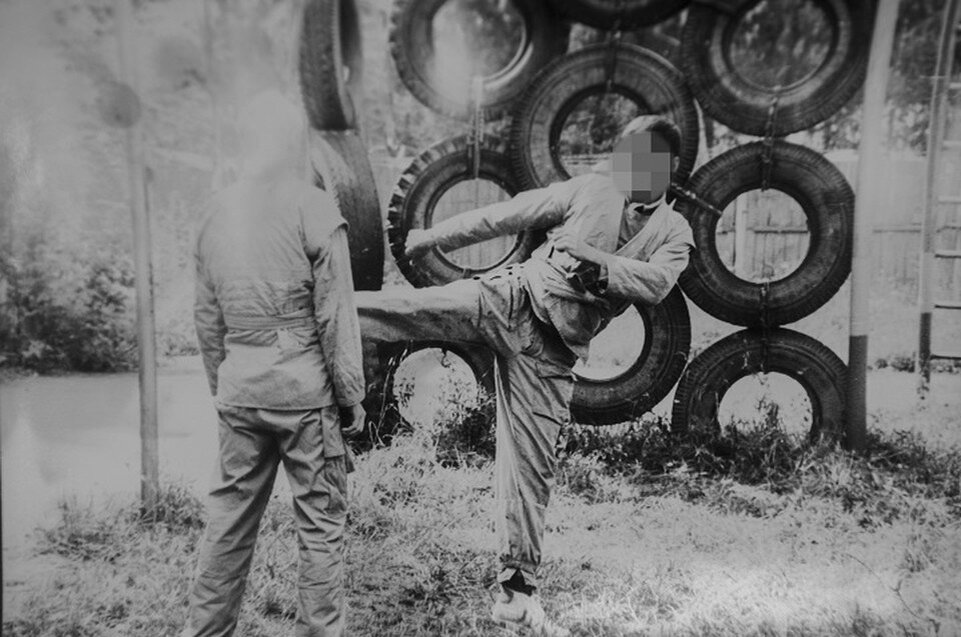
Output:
[356,279,487,345]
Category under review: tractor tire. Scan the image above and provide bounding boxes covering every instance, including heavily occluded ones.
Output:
[387,135,536,288]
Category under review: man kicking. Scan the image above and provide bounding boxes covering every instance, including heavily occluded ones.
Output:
[357,116,694,636]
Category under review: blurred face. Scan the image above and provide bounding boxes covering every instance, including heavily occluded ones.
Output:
[609,131,675,203]
[236,92,304,179]
[239,122,291,177]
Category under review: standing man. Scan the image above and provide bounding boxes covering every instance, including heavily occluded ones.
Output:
[184,90,365,637]
[357,116,694,636]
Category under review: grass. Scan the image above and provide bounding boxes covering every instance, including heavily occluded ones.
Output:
[4,399,961,636]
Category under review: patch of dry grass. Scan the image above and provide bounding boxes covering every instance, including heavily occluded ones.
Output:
[4,407,961,636]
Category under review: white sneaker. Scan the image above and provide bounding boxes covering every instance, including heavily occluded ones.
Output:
[491,589,570,637]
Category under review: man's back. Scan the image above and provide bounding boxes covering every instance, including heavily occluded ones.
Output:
[195,178,361,410]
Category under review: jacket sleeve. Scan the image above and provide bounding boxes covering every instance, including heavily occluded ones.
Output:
[303,190,366,407]
[193,248,227,397]
[603,220,695,305]
[425,179,573,252]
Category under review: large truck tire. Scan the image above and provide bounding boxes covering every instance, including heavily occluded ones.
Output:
[387,136,537,288]
[671,328,847,443]
[572,286,691,425]
[389,0,570,120]
[299,0,364,131]
[509,43,699,189]
[362,340,497,439]
[309,130,385,291]
[676,141,853,327]
[679,0,875,136]
[547,0,690,29]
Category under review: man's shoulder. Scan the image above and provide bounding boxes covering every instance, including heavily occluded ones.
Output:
[563,172,623,208]
[567,171,617,192]
[301,182,339,211]
[661,200,695,248]
[300,184,347,241]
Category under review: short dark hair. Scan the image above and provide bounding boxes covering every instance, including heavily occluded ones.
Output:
[618,115,682,157]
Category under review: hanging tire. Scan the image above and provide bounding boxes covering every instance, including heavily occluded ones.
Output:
[676,141,853,327]
[571,286,690,425]
[679,0,875,136]
[509,43,699,190]
[309,130,384,291]
[388,135,538,288]
[299,0,364,131]
[671,328,847,442]
[389,0,570,120]
[623,29,682,67]
[364,340,497,437]
[547,0,690,29]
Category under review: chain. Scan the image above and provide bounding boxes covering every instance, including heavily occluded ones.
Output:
[467,75,484,180]
[757,86,781,357]
[758,281,771,373]
[668,183,724,218]
[603,23,622,93]
[760,88,780,191]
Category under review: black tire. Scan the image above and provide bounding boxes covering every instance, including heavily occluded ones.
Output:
[671,328,847,442]
[679,0,875,136]
[309,130,384,291]
[299,0,364,131]
[363,340,497,437]
[509,43,699,189]
[676,141,853,327]
[388,0,570,120]
[388,136,537,288]
[547,0,690,29]
[623,29,681,67]
[571,286,691,425]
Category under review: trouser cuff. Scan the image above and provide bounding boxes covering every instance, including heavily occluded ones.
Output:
[497,566,537,593]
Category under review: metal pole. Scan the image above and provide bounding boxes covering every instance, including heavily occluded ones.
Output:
[918,0,960,393]
[116,0,159,511]
[847,0,900,452]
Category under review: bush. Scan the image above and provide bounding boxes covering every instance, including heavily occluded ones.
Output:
[433,389,496,468]
[2,241,137,373]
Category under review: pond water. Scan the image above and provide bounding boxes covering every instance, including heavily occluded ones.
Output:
[1,364,220,550]
[3,359,958,553]
[0,356,451,551]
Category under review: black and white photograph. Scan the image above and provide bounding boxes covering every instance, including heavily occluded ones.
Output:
[2,0,960,634]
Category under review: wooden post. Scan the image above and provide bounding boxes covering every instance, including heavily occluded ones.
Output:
[116,0,159,511]
[847,0,900,452]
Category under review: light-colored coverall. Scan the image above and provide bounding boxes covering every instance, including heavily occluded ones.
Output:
[187,179,364,637]
[357,172,694,587]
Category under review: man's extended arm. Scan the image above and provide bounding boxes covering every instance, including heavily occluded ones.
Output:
[194,251,227,397]
[412,179,573,254]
